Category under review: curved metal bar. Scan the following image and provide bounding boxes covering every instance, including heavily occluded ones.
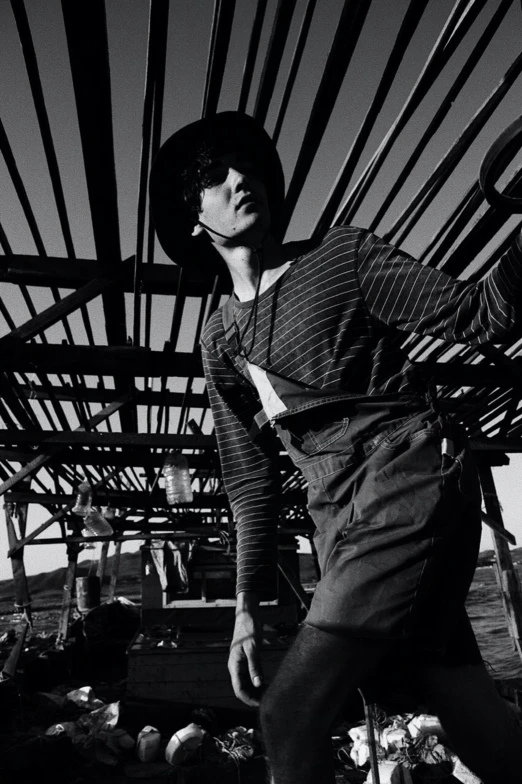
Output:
[480,116,522,213]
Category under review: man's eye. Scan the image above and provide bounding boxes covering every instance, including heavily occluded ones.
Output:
[202,165,227,187]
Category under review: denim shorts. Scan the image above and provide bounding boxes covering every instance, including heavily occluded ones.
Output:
[275,401,483,659]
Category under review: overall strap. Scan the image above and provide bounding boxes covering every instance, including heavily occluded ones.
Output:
[221,296,269,436]
[221,295,250,379]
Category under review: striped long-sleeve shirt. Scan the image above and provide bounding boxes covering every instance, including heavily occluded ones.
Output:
[201,226,522,598]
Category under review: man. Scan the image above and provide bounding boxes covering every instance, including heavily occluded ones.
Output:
[150,111,522,784]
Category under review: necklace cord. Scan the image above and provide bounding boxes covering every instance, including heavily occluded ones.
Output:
[235,248,264,361]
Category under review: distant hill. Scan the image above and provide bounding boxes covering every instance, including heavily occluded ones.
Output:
[0,548,519,610]
[0,550,142,610]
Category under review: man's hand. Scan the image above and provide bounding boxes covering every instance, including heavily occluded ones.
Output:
[228,591,264,707]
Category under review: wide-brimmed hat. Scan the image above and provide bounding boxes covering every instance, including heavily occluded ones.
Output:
[149,111,285,276]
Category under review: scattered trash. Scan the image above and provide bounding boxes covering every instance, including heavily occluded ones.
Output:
[365,759,413,783]
[65,684,105,710]
[165,721,207,765]
[212,725,259,767]
[333,712,483,784]
[406,713,444,740]
[136,724,161,762]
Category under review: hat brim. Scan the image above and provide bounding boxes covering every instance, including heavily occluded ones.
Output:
[149,112,285,276]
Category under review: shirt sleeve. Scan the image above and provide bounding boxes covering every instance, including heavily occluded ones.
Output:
[201,337,281,600]
[356,230,522,343]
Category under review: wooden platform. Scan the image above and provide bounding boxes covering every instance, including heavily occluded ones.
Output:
[126,627,291,711]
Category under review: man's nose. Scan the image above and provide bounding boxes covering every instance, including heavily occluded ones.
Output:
[228,167,249,191]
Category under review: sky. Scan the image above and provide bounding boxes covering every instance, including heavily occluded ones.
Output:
[1,0,522,580]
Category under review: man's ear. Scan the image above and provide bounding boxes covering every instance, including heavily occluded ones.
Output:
[191,222,205,238]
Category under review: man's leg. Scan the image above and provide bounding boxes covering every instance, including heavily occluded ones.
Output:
[413,659,522,783]
[259,623,391,784]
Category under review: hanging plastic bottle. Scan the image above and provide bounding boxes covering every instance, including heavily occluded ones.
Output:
[83,507,113,536]
[101,505,116,521]
[163,452,193,505]
[72,481,93,516]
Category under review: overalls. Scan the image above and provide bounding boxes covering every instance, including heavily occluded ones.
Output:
[222,299,483,660]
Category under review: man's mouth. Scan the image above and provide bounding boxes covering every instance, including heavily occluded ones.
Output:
[236,194,257,209]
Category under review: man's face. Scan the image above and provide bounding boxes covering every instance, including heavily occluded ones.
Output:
[191,151,270,245]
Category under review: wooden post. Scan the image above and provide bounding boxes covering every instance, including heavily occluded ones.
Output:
[478,461,522,661]
[96,539,110,590]
[56,544,80,647]
[4,500,32,626]
[107,540,122,602]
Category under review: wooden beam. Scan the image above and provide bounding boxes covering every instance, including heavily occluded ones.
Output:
[56,545,80,646]
[96,540,110,585]
[4,501,32,623]
[481,511,517,546]
[1,621,30,680]
[107,540,122,602]
[7,467,126,556]
[416,360,518,389]
[12,383,209,409]
[5,487,304,511]
[0,277,117,353]
[0,254,227,296]
[0,394,130,496]
[1,343,203,377]
[6,489,229,509]
[478,462,522,663]
[0,429,216,448]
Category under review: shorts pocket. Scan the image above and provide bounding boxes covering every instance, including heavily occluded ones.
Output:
[276,415,350,462]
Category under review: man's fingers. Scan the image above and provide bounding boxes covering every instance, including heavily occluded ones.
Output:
[228,637,264,707]
[246,643,264,689]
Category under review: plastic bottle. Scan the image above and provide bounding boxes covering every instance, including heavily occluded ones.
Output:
[101,505,116,520]
[163,452,193,505]
[72,481,93,516]
[82,508,113,536]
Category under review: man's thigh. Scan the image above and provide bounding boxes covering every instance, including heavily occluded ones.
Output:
[261,623,391,728]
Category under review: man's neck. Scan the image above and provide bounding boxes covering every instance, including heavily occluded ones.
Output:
[223,235,290,302]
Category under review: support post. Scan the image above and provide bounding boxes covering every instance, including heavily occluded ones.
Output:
[478,461,522,662]
[96,540,110,588]
[56,544,80,647]
[107,540,122,602]
[4,500,32,626]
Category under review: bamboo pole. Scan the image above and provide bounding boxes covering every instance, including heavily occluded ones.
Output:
[478,461,522,662]
[96,540,110,586]
[56,544,80,647]
[4,501,32,626]
[107,540,122,602]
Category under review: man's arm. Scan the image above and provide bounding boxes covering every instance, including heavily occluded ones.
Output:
[356,230,522,342]
[201,335,281,705]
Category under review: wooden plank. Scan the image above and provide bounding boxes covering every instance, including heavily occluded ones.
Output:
[5,489,228,508]
[13,383,209,409]
[0,429,216,448]
[1,343,203,377]
[0,394,130,496]
[0,277,117,353]
[0,255,227,296]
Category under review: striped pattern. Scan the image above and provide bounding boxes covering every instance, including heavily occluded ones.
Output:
[201,226,522,597]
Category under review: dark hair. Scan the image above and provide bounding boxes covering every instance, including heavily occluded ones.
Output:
[180,139,228,224]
